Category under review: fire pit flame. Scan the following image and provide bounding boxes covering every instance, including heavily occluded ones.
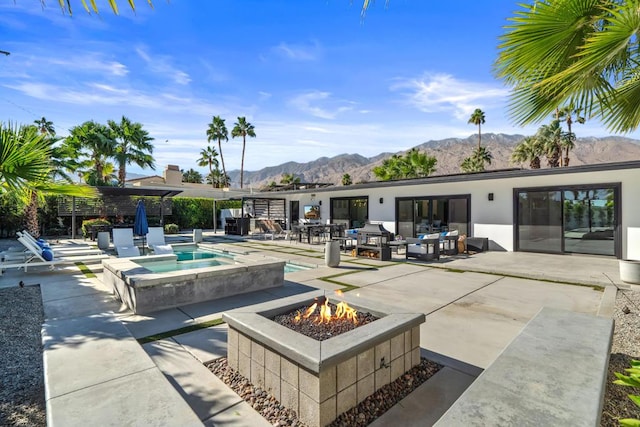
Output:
[293,298,358,325]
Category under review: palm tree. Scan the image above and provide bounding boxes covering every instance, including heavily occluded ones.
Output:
[206,169,228,188]
[108,116,155,187]
[0,122,95,236]
[468,109,485,150]
[197,146,219,188]
[57,0,373,15]
[373,150,437,181]
[496,0,640,132]
[556,105,585,167]
[34,117,55,136]
[461,147,493,173]
[280,173,300,185]
[65,121,117,186]
[342,174,352,186]
[206,116,229,188]
[231,117,256,189]
[404,148,438,178]
[80,162,118,186]
[536,120,569,168]
[182,168,203,184]
[511,136,544,169]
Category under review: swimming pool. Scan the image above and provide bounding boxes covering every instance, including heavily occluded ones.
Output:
[174,249,234,262]
[142,258,232,273]
[284,263,311,273]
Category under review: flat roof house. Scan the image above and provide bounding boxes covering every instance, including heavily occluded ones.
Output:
[256,160,640,260]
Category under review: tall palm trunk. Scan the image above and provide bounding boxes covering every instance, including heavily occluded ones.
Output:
[477,123,482,150]
[240,135,246,188]
[25,192,39,238]
[530,156,541,169]
[118,165,126,187]
[217,138,227,187]
[564,117,573,167]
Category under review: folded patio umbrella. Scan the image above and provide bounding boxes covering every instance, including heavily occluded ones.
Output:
[134,200,149,255]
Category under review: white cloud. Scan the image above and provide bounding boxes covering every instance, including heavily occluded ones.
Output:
[271,41,321,61]
[135,46,191,85]
[4,81,231,117]
[258,91,272,101]
[391,73,509,120]
[288,90,354,119]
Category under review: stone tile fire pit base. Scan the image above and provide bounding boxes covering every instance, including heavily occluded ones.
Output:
[223,291,425,427]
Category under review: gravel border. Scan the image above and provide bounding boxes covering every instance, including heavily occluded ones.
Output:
[0,285,45,427]
[206,357,442,426]
[600,288,640,426]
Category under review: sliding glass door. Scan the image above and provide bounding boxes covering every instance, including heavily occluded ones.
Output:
[330,197,369,228]
[515,184,619,257]
[395,195,470,238]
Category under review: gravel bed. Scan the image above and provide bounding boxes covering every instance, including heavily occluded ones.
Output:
[206,357,441,426]
[272,300,378,341]
[601,287,640,426]
[0,285,45,427]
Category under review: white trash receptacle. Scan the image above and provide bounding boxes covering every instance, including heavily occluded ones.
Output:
[97,232,110,250]
[325,240,340,267]
[193,228,203,243]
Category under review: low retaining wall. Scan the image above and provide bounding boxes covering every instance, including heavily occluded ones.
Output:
[102,253,285,314]
[434,307,614,426]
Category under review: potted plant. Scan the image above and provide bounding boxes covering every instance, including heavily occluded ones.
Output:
[620,258,640,284]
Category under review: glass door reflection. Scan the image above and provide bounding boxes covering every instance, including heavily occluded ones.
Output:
[563,189,615,256]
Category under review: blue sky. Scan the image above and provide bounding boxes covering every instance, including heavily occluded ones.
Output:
[2,1,639,180]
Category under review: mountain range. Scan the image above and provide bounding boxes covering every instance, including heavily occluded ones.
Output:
[225,133,640,189]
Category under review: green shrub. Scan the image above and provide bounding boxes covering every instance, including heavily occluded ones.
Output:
[81,218,111,237]
[614,359,640,426]
[164,223,179,234]
[170,197,214,229]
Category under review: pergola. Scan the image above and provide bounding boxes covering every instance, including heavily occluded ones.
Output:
[58,187,182,238]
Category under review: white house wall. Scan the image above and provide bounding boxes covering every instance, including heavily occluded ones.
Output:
[285,165,640,259]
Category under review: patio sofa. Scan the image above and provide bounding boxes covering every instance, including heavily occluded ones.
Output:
[406,236,440,261]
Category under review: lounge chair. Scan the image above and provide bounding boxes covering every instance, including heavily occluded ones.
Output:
[3,232,101,262]
[151,244,174,255]
[146,227,166,248]
[116,246,141,258]
[266,220,287,239]
[112,228,141,257]
[0,236,109,275]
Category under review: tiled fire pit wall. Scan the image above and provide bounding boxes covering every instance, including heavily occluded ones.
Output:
[102,253,285,314]
[223,292,425,427]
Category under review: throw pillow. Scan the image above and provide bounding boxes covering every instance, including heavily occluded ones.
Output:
[42,248,54,261]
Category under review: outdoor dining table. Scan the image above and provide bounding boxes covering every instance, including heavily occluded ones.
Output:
[298,224,341,244]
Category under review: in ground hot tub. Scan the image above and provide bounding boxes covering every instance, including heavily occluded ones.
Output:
[102,249,285,314]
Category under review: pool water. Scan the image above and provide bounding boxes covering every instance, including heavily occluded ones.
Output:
[138,249,237,273]
[175,250,231,261]
[284,263,311,273]
[142,259,230,273]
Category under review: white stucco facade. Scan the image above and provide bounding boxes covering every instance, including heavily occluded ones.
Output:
[263,161,640,259]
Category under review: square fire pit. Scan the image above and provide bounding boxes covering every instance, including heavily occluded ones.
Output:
[223,291,425,427]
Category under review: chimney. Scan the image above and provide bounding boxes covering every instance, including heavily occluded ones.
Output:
[164,165,182,185]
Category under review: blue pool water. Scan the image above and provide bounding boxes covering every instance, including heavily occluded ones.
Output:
[143,259,227,273]
[174,250,234,262]
[284,263,311,273]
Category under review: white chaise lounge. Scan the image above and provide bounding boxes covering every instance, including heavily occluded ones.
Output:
[0,236,109,275]
[112,228,141,258]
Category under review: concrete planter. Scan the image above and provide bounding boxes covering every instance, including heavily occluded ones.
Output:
[619,259,640,284]
[325,240,340,267]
